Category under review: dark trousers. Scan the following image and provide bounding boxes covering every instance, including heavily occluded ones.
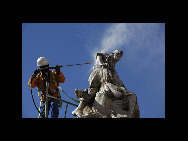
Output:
[39,98,59,118]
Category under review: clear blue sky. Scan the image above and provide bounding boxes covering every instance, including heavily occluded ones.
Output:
[22,23,165,118]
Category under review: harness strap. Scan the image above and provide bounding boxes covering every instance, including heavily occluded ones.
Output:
[51,71,57,87]
[38,97,42,118]
[38,74,42,97]
[51,71,62,108]
[58,86,80,103]
[47,95,78,107]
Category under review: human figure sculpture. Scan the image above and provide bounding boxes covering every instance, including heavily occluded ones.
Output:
[72,50,140,118]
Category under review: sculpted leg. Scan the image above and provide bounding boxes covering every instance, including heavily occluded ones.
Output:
[72,88,98,117]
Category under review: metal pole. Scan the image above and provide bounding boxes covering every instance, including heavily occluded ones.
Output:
[64,103,69,118]
[45,82,49,118]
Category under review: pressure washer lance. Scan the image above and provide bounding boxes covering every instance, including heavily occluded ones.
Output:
[37,62,93,71]
[30,62,92,83]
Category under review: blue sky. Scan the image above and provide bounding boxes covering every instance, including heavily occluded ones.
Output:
[22,23,165,118]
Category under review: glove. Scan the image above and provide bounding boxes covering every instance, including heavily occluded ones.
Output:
[34,69,40,74]
[54,65,60,75]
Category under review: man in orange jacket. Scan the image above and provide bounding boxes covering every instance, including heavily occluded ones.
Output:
[28,57,65,118]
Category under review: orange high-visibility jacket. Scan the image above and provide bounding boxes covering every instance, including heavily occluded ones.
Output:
[28,70,65,96]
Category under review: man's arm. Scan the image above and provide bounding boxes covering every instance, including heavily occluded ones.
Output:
[28,69,41,88]
[54,71,65,83]
[54,65,65,83]
[28,74,39,88]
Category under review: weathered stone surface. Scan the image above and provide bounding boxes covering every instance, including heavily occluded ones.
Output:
[72,50,140,118]
[80,90,140,118]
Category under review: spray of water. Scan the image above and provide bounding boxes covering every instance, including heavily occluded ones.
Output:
[90,23,164,70]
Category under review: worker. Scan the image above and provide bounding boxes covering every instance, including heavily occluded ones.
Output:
[28,57,65,118]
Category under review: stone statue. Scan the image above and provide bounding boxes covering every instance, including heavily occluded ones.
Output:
[72,50,140,118]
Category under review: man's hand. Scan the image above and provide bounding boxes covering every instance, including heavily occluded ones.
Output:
[54,65,60,75]
[34,69,40,74]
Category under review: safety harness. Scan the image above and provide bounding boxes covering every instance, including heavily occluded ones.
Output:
[37,71,79,118]
[30,62,92,118]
